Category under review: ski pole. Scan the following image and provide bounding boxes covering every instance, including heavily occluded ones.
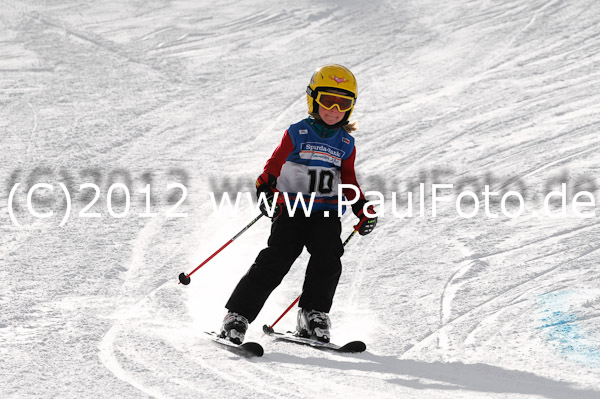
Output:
[342,229,357,246]
[262,229,358,334]
[178,213,264,285]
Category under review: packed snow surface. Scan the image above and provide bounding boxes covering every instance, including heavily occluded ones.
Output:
[1,0,599,398]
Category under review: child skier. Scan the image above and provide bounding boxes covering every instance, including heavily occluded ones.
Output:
[219,64,377,344]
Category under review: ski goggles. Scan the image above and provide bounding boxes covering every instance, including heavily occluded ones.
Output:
[315,92,355,112]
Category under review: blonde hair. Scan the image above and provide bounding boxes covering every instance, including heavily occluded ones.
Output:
[309,113,358,133]
[342,121,358,133]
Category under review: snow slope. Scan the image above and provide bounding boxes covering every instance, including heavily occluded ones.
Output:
[1,0,599,398]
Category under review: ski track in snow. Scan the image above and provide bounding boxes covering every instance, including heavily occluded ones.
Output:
[97,216,168,397]
[430,221,600,355]
[96,214,181,396]
[2,0,600,398]
[98,323,167,398]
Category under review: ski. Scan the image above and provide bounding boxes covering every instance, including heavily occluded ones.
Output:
[204,332,264,358]
[262,325,366,353]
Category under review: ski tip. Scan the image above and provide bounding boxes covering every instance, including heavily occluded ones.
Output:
[205,332,264,358]
[339,341,367,353]
[179,272,191,285]
[242,342,264,357]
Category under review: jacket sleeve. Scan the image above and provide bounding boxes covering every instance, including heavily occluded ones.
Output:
[341,147,366,202]
[263,130,294,177]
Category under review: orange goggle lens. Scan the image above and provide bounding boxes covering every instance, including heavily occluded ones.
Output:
[315,92,355,112]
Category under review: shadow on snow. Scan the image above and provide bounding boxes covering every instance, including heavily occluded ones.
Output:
[268,351,600,399]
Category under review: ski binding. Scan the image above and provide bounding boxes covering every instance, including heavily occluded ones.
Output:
[262,325,366,353]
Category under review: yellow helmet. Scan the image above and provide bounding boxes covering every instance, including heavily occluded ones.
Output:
[306,64,358,125]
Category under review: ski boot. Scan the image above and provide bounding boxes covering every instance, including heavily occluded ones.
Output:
[297,309,331,343]
[219,312,249,345]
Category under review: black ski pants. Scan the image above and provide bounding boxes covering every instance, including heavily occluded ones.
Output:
[225,211,344,323]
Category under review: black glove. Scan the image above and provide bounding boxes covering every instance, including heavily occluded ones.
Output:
[352,199,377,235]
[256,172,283,219]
